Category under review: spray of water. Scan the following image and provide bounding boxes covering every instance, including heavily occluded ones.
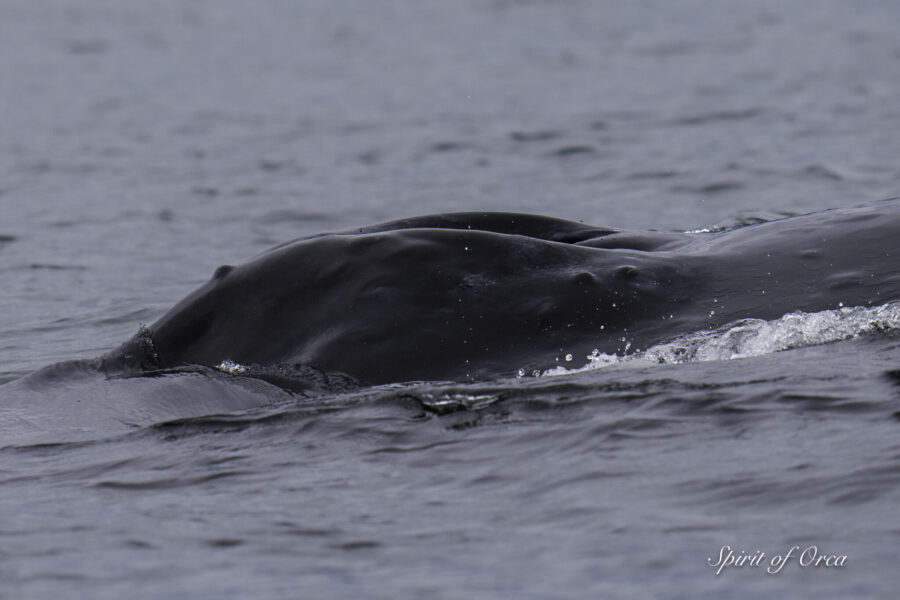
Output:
[541,301,900,377]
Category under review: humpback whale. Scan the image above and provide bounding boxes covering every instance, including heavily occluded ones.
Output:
[107,201,900,385]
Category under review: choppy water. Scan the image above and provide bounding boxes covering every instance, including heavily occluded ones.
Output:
[3,1,900,598]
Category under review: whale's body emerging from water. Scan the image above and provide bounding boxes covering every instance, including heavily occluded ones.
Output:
[110,202,900,385]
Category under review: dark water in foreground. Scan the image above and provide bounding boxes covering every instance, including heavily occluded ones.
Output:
[3,1,900,598]
[3,330,900,599]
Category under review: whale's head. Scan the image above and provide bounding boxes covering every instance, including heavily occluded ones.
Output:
[138,214,704,383]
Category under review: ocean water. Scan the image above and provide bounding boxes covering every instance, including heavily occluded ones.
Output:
[2,1,900,598]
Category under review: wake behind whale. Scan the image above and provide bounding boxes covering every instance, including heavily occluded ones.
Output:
[105,200,900,385]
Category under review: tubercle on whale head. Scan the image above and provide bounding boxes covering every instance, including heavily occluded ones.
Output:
[213,264,235,280]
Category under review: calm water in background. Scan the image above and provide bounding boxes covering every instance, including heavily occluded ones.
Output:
[2,1,900,597]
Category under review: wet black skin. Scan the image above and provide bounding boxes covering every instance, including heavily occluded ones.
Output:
[119,201,900,384]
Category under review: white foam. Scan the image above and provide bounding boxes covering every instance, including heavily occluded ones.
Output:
[216,359,248,375]
[540,301,900,377]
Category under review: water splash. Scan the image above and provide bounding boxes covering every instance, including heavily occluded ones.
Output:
[542,301,900,377]
[216,360,248,375]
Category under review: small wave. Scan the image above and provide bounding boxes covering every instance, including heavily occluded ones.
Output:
[552,144,596,157]
[27,263,89,271]
[542,301,900,377]
[509,130,561,142]
[672,180,744,195]
[670,108,763,126]
[213,360,358,395]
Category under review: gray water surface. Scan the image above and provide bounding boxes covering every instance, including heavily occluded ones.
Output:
[2,1,900,598]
